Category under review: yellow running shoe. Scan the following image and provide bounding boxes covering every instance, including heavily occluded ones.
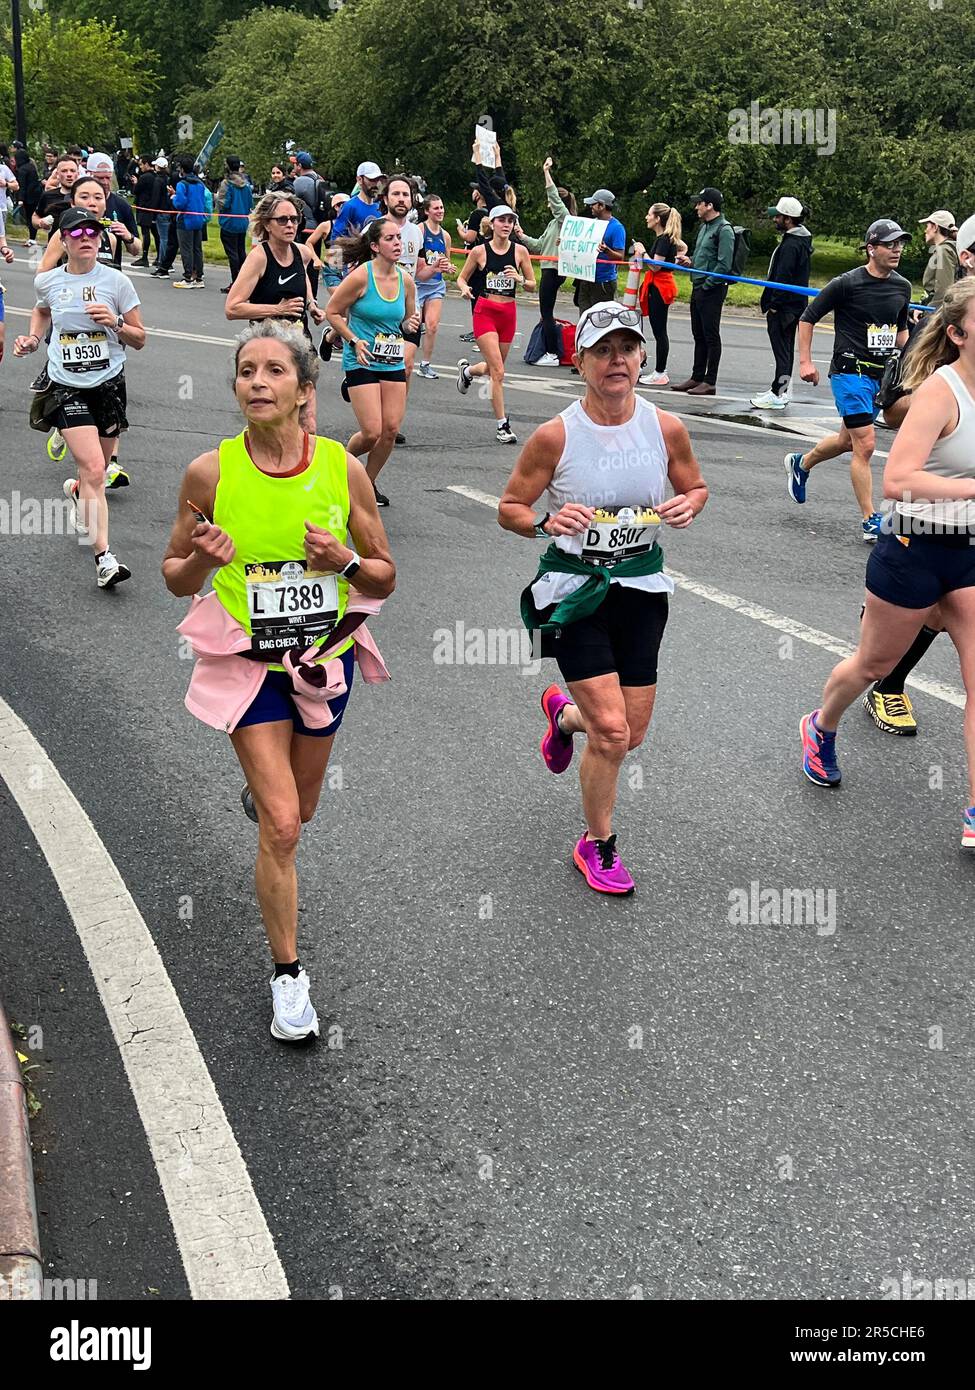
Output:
[863,687,917,736]
[47,428,67,462]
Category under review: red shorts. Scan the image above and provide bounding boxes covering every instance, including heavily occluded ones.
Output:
[473,296,517,344]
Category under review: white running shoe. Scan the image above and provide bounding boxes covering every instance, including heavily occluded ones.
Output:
[535,352,560,367]
[639,371,669,386]
[414,362,439,379]
[270,969,320,1042]
[456,358,471,394]
[750,390,790,409]
[96,551,131,589]
[496,421,517,444]
[62,477,81,527]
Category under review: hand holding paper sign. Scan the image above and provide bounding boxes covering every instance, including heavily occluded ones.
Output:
[473,121,498,168]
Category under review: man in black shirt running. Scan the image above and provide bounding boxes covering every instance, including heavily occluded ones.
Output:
[786,220,911,542]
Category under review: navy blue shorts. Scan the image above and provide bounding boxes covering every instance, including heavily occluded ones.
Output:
[866,532,975,609]
[236,647,355,736]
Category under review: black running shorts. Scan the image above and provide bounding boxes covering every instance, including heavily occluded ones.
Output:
[541,584,669,686]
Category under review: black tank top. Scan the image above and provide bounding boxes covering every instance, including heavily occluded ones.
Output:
[252,241,305,315]
[482,240,518,299]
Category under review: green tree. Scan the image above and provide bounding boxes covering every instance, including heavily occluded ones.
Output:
[0,12,159,151]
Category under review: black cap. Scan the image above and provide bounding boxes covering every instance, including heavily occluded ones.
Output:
[59,207,103,236]
[693,186,723,209]
[226,156,241,172]
[865,218,910,245]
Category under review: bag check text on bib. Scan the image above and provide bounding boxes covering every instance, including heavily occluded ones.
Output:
[245,559,339,657]
[581,506,661,565]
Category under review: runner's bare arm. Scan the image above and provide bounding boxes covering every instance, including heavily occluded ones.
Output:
[37,230,64,272]
[338,454,395,598]
[517,242,536,294]
[162,450,235,596]
[657,411,709,526]
[225,246,302,320]
[13,303,51,354]
[885,374,975,502]
[324,265,368,343]
[456,246,485,299]
[498,418,593,537]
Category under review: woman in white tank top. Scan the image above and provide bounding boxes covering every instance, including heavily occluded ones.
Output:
[800,277,975,850]
[498,302,708,896]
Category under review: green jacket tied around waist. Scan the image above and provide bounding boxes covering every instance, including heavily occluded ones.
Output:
[520,542,664,636]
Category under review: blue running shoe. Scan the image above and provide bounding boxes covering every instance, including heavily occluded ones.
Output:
[785,452,809,504]
[800,709,841,786]
[962,807,975,850]
[861,512,882,543]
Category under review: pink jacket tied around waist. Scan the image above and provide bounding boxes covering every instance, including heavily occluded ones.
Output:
[177,589,390,733]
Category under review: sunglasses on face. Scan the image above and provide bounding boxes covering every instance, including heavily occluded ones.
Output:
[270,214,300,225]
[66,226,100,240]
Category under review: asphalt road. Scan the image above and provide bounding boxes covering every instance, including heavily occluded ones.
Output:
[1,251,972,1301]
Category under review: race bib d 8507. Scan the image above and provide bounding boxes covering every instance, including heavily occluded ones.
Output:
[245,559,339,657]
[372,332,404,361]
[866,322,897,354]
[59,330,109,372]
[582,506,661,565]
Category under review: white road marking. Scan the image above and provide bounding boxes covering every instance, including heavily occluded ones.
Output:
[446,486,965,710]
[0,695,290,1300]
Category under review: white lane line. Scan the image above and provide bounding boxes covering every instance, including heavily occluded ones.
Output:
[445,486,965,710]
[0,695,290,1300]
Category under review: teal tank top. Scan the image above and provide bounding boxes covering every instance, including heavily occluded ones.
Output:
[342,262,407,373]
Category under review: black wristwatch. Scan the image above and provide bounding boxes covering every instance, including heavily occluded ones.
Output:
[340,550,361,579]
[116,314,125,330]
[533,513,550,538]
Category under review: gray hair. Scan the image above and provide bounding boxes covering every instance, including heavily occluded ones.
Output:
[234,320,320,389]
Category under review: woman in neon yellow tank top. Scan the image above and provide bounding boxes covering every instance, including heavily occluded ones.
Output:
[163,321,395,1043]
[326,215,419,508]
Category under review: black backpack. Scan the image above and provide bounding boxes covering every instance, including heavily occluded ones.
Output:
[730,225,751,278]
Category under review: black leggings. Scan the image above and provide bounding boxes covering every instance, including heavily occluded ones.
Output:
[539,268,565,356]
[645,284,670,373]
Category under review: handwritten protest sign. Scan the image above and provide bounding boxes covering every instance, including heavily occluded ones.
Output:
[558,216,603,280]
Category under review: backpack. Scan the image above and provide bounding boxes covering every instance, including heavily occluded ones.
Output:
[730,225,751,278]
[312,176,332,225]
[523,321,547,365]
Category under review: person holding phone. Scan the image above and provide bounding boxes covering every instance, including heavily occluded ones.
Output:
[162,320,395,1043]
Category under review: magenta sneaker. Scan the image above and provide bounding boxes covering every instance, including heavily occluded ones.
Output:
[540,684,575,773]
[573,833,635,895]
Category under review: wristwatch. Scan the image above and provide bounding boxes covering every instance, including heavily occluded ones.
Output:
[116,314,125,330]
[533,513,551,538]
[340,550,361,579]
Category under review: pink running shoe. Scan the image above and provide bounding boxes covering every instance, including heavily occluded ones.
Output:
[540,684,575,773]
[573,833,635,895]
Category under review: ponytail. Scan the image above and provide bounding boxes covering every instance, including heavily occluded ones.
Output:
[901,277,975,392]
[650,202,683,249]
[337,215,390,268]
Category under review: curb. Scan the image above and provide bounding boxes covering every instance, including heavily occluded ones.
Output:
[0,998,42,1301]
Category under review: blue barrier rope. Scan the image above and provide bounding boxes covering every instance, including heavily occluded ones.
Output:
[632,254,935,314]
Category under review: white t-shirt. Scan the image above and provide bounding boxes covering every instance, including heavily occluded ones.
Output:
[34,262,140,388]
[395,220,423,279]
[0,162,16,213]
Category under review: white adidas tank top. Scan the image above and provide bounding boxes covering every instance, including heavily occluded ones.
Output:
[531,396,674,610]
[896,364,975,529]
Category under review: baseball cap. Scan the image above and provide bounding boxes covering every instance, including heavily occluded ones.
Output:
[575,303,645,351]
[955,213,975,253]
[918,209,956,231]
[767,196,804,218]
[584,188,616,207]
[488,204,515,221]
[356,161,382,179]
[295,151,313,168]
[693,186,723,209]
[153,156,168,168]
[865,219,910,245]
[59,207,104,235]
[85,151,113,173]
